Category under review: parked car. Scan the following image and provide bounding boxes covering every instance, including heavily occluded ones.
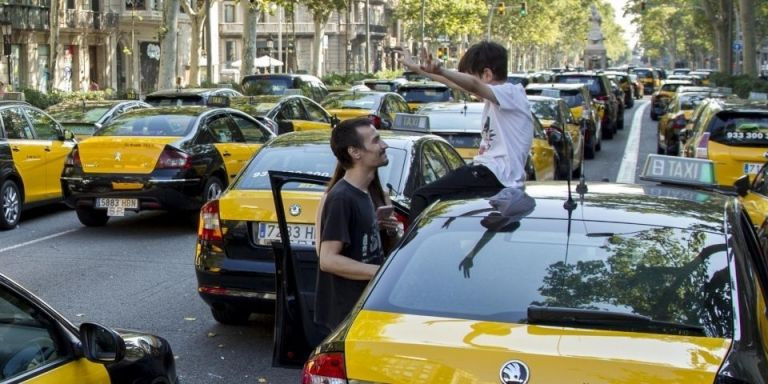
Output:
[240,73,328,103]
[46,100,152,138]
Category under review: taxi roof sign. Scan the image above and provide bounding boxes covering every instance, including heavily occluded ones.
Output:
[639,155,716,187]
[392,113,430,133]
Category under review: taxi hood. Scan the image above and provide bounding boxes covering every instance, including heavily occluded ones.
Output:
[344,311,731,384]
[76,136,180,174]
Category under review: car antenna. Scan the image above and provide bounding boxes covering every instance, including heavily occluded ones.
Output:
[462,99,468,115]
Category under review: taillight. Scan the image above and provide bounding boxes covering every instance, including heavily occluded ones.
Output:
[671,114,687,130]
[695,132,710,159]
[155,147,191,170]
[65,147,81,167]
[302,352,347,384]
[594,95,609,102]
[368,114,382,129]
[394,211,409,232]
[198,200,222,242]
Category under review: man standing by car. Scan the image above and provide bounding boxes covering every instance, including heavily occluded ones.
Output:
[396,42,533,221]
[315,117,396,334]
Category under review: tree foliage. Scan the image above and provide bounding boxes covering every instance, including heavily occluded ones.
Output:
[395,0,487,41]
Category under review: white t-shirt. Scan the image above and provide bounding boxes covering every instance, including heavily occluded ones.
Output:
[473,83,533,188]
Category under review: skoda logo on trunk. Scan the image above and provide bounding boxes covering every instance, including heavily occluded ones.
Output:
[289,204,301,216]
[114,152,122,161]
[499,360,529,384]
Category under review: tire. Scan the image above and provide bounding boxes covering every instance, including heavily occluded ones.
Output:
[602,122,614,139]
[211,306,250,325]
[584,136,596,159]
[203,176,224,202]
[657,145,665,155]
[617,116,625,130]
[650,111,658,121]
[76,207,109,227]
[0,180,21,230]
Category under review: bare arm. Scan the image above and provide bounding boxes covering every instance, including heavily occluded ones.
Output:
[318,240,379,280]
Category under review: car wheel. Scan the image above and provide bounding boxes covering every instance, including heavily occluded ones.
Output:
[657,144,665,154]
[203,176,224,201]
[650,111,658,121]
[584,136,596,159]
[76,207,109,227]
[211,306,250,325]
[0,180,21,230]
[602,122,614,139]
[617,116,625,130]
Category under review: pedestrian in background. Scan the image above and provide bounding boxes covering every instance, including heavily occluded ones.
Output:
[314,117,399,335]
[395,41,534,222]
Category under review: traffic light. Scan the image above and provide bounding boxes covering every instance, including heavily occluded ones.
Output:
[497,2,505,15]
[520,1,527,16]
[437,47,447,60]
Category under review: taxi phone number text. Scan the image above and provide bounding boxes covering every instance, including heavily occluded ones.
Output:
[727,132,767,140]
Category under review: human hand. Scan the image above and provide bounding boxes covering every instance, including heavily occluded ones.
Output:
[393,47,420,72]
[378,214,402,237]
[418,47,442,75]
[458,256,473,278]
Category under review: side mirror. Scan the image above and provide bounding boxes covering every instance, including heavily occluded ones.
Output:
[547,128,563,146]
[79,322,126,364]
[734,174,751,197]
[94,122,103,130]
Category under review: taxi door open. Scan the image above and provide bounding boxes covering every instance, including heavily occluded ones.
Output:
[24,107,76,200]
[205,114,256,183]
[1,106,48,202]
[268,170,330,368]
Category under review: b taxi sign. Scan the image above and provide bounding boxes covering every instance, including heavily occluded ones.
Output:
[393,113,430,133]
[640,155,716,186]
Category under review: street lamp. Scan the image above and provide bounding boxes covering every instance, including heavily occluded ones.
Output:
[1,22,12,89]
[266,35,274,73]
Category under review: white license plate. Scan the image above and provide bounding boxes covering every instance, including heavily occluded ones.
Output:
[257,222,315,245]
[744,163,764,175]
[96,198,138,216]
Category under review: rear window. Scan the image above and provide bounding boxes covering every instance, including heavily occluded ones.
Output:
[560,91,585,108]
[145,96,204,107]
[554,76,603,96]
[235,144,407,193]
[47,106,110,123]
[364,81,397,92]
[661,83,682,92]
[423,111,482,133]
[321,93,380,110]
[709,112,768,146]
[679,94,708,110]
[366,218,732,338]
[440,133,481,149]
[242,77,294,96]
[398,88,451,103]
[96,114,195,137]
[507,76,529,86]
[634,69,653,79]
[530,100,559,121]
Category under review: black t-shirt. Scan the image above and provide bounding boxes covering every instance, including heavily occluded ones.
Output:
[315,179,384,330]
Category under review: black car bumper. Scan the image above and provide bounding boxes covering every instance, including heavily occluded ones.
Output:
[107,330,178,384]
[62,170,204,211]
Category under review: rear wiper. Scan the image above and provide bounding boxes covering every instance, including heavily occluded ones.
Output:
[526,306,705,335]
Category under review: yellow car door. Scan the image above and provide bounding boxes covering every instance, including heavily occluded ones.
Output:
[206,113,254,183]
[2,106,48,203]
[531,117,556,181]
[24,106,76,200]
[740,163,768,227]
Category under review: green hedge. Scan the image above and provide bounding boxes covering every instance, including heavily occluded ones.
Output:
[22,88,114,110]
[709,73,768,98]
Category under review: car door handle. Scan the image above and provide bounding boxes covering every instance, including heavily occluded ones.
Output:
[11,146,19,152]
[44,147,51,152]
[222,152,231,157]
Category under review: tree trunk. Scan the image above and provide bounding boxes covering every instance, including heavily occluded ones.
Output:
[158,0,180,90]
[738,0,757,76]
[241,2,258,78]
[188,15,201,86]
[312,18,327,77]
[49,0,60,92]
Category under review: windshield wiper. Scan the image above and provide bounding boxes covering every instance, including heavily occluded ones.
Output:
[526,306,705,335]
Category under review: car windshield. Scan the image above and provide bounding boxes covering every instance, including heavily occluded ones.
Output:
[679,94,707,110]
[321,93,380,110]
[242,78,293,96]
[634,69,653,78]
[555,76,601,96]
[364,82,398,92]
[530,100,559,121]
[366,217,732,338]
[47,106,110,123]
[399,88,451,103]
[661,83,683,92]
[235,144,407,194]
[709,113,768,146]
[145,95,206,106]
[96,113,196,137]
[560,91,585,108]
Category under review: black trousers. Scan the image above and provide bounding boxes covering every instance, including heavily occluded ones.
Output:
[409,164,504,222]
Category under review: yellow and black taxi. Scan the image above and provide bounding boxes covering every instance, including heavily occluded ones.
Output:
[271,155,768,384]
[736,161,768,229]
[680,98,768,187]
[666,74,703,86]
[240,73,328,103]
[46,100,152,138]
[0,271,178,383]
[553,72,621,138]
[0,101,76,229]
[144,88,243,107]
[228,94,335,134]
[628,73,644,100]
[526,83,601,159]
[650,79,694,120]
[320,91,411,129]
[396,81,459,111]
[61,105,274,226]
[602,70,635,108]
[194,116,466,324]
[632,67,660,95]
[362,78,409,92]
[528,95,584,178]
[657,90,730,155]
[689,70,715,86]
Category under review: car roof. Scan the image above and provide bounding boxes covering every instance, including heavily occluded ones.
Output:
[418,101,484,113]
[48,100,138,109]
[424,182,728,232]
[527,95,561,103]
[710,98,768,113]
[526,83,585,91]
[661,80,694,85]
[146,88,221,97]
[398,81,450,89]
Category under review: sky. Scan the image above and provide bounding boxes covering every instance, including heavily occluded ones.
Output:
[606,0,639,49]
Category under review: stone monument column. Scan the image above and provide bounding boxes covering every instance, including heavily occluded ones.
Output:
[583,4,607,70]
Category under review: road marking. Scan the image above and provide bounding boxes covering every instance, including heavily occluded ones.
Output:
[0,229,79,254]
[616,101,650,183]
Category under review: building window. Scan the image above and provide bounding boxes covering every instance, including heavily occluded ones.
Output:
[224,4,235,22]
[67,0,76,9]
[126,0,145,10]
[225,41,237,63]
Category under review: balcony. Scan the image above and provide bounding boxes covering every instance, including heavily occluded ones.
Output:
[63,10,119,30]
[219,22,342,36]
[0,3,50,31]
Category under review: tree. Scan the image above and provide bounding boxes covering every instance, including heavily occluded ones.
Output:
[180,0,215,86]
[48,0,60,91]
[738,0,757,76]
[241,1,261,78]
[158,0,182,90]
[302,0,346,77]
[395,0,487,46]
